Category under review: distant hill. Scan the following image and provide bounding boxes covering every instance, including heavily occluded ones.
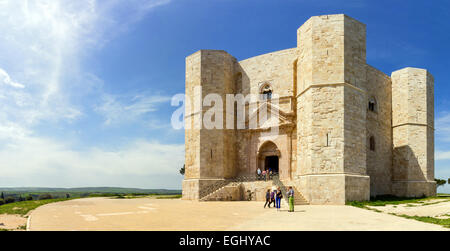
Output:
[0,187,181,194]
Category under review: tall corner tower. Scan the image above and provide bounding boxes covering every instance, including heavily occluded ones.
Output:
[391,67,436,197]
[182,50,237,200]
[295,14,370,204]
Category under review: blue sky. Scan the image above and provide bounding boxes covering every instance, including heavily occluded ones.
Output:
[0,0,449,192]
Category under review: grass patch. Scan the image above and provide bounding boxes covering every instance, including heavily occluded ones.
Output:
[347,195,450,207]
[0,198,72,216]
[111,194,151,199]
[156,194,182,199]
[395,214,450,228]
[347,195,450,228]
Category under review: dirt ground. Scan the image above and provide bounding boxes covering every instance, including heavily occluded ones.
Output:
[0,214,27,230]
[27,197,448,231]
[367,198,450,219]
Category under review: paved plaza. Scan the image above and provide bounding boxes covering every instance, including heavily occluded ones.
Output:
[27,197,447,231]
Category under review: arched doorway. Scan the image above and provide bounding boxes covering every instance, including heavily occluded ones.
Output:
[258,141,281,175]
[265,156,279,173]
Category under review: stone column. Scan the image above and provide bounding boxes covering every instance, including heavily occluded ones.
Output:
[295,14,370,204]
[182,50,237,200]
[391,68,436,197]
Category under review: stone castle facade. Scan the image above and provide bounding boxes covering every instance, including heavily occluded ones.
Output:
[182,14,436,205]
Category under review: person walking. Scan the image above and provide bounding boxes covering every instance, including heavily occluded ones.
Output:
[262,170,267,181]
[269,189,276,208]
[264,189,271,208]
[275,187,283,211]
[287,186,295,212]
[257,168,262,180]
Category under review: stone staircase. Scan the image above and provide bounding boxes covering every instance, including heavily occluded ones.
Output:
[272,175,308,205]
[200,175,309,205]
[199,176,258,201]
[200,182,242,201]
[280,186,309,206]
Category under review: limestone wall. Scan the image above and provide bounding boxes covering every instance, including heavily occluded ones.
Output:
[391,68,435,197]
[183,50,238,199]
[238,48,298,98]
[240,181,274,201]
[233,48,298,180]
[297,85,345,175]
[185,51,202,180]
[295,14,369,204]
[365,66,393,196]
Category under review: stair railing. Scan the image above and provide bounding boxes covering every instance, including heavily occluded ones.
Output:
[272,174,289,204]
[200,174,276,200]
[199,179,231,200]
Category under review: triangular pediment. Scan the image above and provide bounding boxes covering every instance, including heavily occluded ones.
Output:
[245,101,294,130]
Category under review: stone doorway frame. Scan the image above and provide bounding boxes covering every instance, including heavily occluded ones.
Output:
[257,141,281,174]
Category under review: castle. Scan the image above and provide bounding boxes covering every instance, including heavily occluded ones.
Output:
[182,14,436,205]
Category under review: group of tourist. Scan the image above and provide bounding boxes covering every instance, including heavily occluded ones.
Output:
[263,186,295,212]
[256,168,276,181]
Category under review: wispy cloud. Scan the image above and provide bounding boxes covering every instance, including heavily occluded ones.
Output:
[436,112,450,143]
[0,68,25,89]
[436,151,450,161]
[0,125,184,188]
[95,93,171,126]
[0,0,177,188]
[0,0,172,127]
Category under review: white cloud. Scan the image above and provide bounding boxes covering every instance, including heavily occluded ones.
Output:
[436,151,450,161]
[0,0,172,126]
[0,68,25,88]
[95,93,172,126]
[436,113,450,142]
[0,124,184,188]
[0,0,177,188]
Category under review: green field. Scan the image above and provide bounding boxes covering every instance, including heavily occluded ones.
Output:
[0,187,181,215]
[0,198,73,216]
[0,187,181,201]
[347,195,450,208]
[347,195,450,228]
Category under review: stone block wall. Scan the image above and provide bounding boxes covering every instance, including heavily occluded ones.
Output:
[183,50,238,200]
[365,66,393,196]
[391,68,435,197]
[296,14,369,204]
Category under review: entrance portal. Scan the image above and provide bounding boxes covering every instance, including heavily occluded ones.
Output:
[265,156,279,174]
[257,141,281,176]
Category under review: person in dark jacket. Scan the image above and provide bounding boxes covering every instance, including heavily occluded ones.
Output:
[276,187,283,211]
[264,189,271,208]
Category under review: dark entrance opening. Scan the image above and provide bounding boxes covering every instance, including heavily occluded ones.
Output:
[265,156,279,174]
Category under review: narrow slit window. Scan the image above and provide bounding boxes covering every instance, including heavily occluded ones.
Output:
[369,136,376,151]
[368,97,377,112]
